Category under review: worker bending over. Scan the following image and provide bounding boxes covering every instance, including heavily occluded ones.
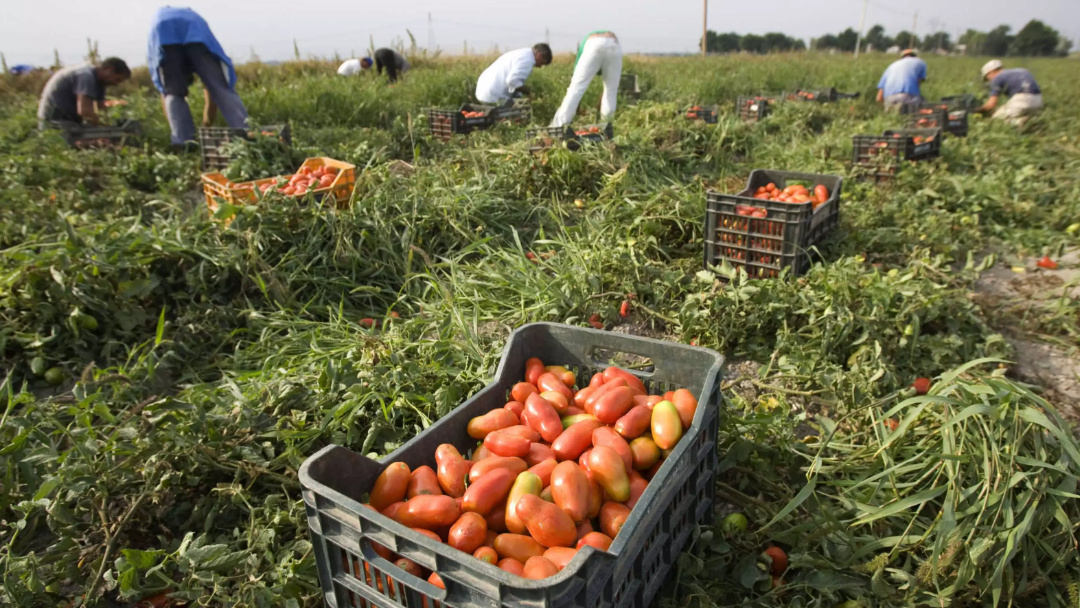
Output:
[977,60,1042,126]
[875,49,926,112]
[475,44,552,104]
[550,31,623,127]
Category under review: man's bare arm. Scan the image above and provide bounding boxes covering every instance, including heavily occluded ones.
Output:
[77,94,101,124]
[876,89,884,103]
[977,95,999,114]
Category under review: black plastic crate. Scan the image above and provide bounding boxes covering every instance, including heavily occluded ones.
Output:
[459,103,496,128]
[736,96,773,122]
[197,124,292,171]
[852,127,941,173]
[704,169,843,279]
[426,109,462,141]
[620,73,640,100]
[685,104,719,124]
[883,128,942,159]
[299,322,724,608]
[58,119,141,149]
[526,126,575,153]
[940,94,979,111]
[945,109,969,137]
[492,99,532,125]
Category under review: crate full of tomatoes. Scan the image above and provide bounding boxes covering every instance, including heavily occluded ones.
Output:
[685,104,719,123]
[736,96,773,122]
[201,157,356,214]
[902,103,966,136]
[299,322,723,608]
[427,104,496,141]
[704,169,843,278]
[851,128,941,183]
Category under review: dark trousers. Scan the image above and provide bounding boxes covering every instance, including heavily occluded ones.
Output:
[374,48,400,83]
[159,43,247,144]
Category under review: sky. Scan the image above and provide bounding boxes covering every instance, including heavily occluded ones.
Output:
[2,0,1077,66]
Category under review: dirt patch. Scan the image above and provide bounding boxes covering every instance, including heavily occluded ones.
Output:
[972,249,1080,424]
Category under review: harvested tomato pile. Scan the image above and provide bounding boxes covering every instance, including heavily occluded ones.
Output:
[462,110,487,118]
[360,359,698,583]
[790,90,818,100]
[256,165,339,196]
[751,182,830,208]
[573,126,602,136]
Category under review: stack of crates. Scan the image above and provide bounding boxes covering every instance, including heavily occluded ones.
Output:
[685,105,719,123]
[197,124,292,170]
[736,96,773,122]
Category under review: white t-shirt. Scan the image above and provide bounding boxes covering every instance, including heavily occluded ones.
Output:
[337,59,363,76]
[475,48,535,103]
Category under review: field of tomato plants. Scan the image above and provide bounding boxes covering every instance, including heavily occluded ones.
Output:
[2,53,1079,607]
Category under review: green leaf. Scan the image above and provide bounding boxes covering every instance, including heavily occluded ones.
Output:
[852,486,948,526]
[761,476,817,531]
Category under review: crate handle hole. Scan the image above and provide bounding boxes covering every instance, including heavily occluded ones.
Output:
[589,348,655,374]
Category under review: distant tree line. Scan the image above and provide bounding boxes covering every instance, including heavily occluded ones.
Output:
[701,31,807,54]
[812,19,1071,56]
[702,19,1072,57]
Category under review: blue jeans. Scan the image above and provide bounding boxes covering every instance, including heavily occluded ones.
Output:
[159,43,247,144]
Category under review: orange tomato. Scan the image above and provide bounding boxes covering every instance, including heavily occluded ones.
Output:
[537,372,573,400]
[448,512,488,554]
[395,557,423,577]
[584,378,627,414]
[588,373,605,389]
[575,531,613,551]
[462,467,516,515]
[539,391,570,414]
[515,494,577,548]
[484,431,531,458]
[473,546,498,565]
[493,534,546,563]
[525,393,563,443]
[467,408,519,439]
[524,357,546,385]
[572,386,595,409]
[407,465,443,499]
[550,461,591,523]
[500,425,542,443]
[591,427,633,473]
[651,401,683,450]
[511,382,539,403]
[435,444,472,497]
[468,456,527,483]
[602,367,647,395]
[626,470,648,509]
[523,556,560,579]
[527,459,558,488]
[543,546,577,570]
[505,471,543,534]
[369,462,411,511]
[599,502,631,538]
[403,495,461,530]
[497,557,526,576]
[629,436,661,471]
[551,419,603,461]
[471,444,492,462]
[592,385,634,424]
[613,405,652,439]
[587,445,630,502]
[411,527,443,543]
[544,365,576,387]
[524,443,556,467]
[503,400,525,419]
[427,571,445,589]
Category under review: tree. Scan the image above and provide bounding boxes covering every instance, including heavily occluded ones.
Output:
[763,32,793,53]
[814,34,840,51]
[920,31,951,53]
[1010,19,1059,56]
[959,29,987,54]
[865,24,892,52]
[984,25,1012,56]
[1056,37,1074,57]
[836,28,859,52]
[740,34,766,54]
[893,31,919,49]
[701,30,741,53]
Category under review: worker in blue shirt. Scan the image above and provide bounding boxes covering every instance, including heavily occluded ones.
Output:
[976,59,1043,126]
[148,7,248,147]
[875,49,927,112]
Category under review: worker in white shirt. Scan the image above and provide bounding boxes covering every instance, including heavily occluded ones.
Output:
[475,43,552,104]
[550,31,623,127]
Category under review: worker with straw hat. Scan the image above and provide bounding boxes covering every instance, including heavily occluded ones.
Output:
[875,49,926,112]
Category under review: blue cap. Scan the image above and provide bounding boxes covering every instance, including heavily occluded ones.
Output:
[361,57,373,66]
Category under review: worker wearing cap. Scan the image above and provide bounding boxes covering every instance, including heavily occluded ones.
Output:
[339,49,411,83]
[875,49,926,112]
[148,7,248,147]
[475,44,552,104]
[977,60,1042,126]
[550,31,624,128]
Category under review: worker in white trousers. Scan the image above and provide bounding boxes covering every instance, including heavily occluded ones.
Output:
[550,31,623,127]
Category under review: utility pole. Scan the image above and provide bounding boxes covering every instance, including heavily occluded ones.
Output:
[545,28,550,45]
[702,0,708,56]
[427,13,434,51]
[911,11,918,47]
[854,0,868,58]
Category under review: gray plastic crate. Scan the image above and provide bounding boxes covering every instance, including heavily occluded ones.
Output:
[300,322,724,608]
[197,124,292,171]
[58,119,141,148]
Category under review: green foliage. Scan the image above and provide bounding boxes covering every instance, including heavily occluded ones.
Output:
[0,53,1078,608]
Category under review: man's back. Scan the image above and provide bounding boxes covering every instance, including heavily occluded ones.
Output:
[476,48,534,102]
[38,65,100,122]
[990,68,1041,97]
[878,57,926,97]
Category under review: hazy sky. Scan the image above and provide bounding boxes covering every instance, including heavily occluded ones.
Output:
[2,0,1077,66]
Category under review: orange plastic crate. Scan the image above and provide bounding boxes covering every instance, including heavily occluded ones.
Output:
[201,157,357,215]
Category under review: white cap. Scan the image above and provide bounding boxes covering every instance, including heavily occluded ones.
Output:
[981,59,1003,79]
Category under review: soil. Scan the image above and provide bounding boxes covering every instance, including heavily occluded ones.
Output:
[971,248,1080,424]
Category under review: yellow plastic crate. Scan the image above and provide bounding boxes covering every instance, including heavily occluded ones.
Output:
[201,157,357,215]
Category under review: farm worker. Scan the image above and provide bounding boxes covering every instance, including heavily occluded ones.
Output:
[475,43,553,104]
[550,31,624,127]
[148,6,249,147]
[337,58,364,76]
[875,49,926,112]
[11,64,35,76]
[977,60,1043,126]
[36,57,131,129]
[369,49,411,84]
